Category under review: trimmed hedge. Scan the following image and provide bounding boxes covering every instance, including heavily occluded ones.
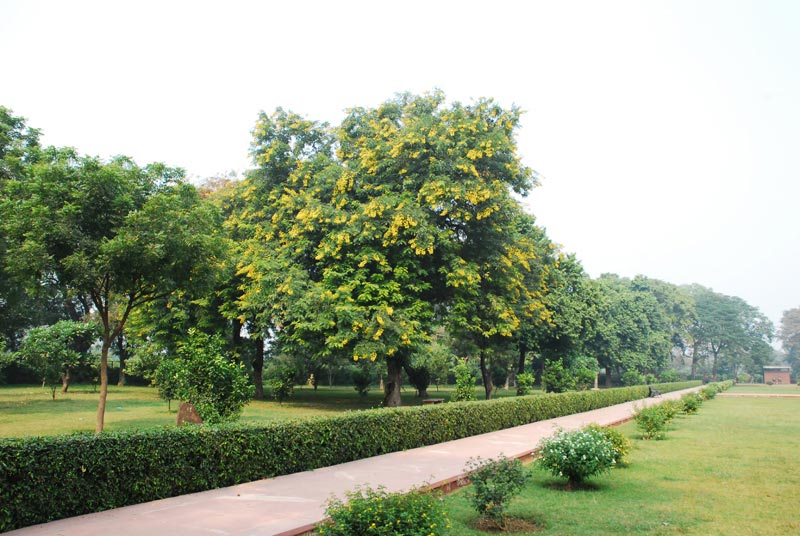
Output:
[0,381,698,532]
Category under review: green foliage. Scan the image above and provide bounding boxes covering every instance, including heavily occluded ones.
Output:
[621,370,646,386]
[516,372,535,396]
[701,384,719,400]
[152,358,182,409]
[465,456,529,529]
[537,427,616,486]
[13,321,98,398]
[173,330,254,423]
[317,486,449,536]
[633,404,670,440]
[406,364,431,396]
[452,362,476,401]
[659,369,681,382]
[0,382,697,531]
[584,424,632,466]
[351,366,371,397]
[681,392,703,414]
[266,364,297,404]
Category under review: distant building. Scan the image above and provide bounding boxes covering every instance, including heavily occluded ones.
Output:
[763,366,792,385]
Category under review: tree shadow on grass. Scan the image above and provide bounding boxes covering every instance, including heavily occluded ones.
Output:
[540,478,604,492]
[471,514,546,534]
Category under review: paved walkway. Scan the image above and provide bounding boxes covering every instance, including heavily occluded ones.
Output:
[8,387,700,536]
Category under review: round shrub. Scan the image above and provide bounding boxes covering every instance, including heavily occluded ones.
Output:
[621,370,646,386]
[633,404,670,440]
[681,392,703,414]
[465,456,530,529]
[317,486,449,536]
[537,428,616,487]
[516,372,535,396]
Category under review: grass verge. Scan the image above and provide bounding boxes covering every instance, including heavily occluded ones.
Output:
[442,397,800,535]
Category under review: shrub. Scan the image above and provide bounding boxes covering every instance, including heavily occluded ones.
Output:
[659,369,681,382]
[537,428,616,488]
[317,486,449,536]
[659,399,683,423]
[621,370,646,386]
[406,364,431,397]
[681,392,702,414]
[452,362,476,401]
[173,330,254,423]
[701,384,718,400]
[465,456,529,529]
[633,404,669,440]
[267,364,297,404]
[350,366,371,397]
[584,424,631,466]
[153,358,182,411]
[516,372,535,396]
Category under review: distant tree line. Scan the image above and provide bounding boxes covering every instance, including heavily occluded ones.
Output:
[0,95,790,431]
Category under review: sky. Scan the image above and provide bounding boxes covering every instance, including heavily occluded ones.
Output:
[1,0,798,331]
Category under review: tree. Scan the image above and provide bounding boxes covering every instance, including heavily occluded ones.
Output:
[1,148,221,432]
[14,320,98,398]
[237,92,539,406]
[686,285,774,381]
[779,308,800,377]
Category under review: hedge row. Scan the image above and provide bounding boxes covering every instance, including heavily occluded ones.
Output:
[0,381,698,532]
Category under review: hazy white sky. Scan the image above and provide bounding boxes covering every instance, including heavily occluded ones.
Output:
[2,0,798,329]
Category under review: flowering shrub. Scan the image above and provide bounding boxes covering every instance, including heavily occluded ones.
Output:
[465,456,529,529]
[700,384,719,400]
[537,428,616,487]
[681,392,703,414]
[584,424,631,466]
[317,486,449,536]
[633,404,670,440]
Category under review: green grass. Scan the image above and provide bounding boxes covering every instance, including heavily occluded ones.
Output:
[728,383,799,395]
[443,397,800,535]
[0,382,529,438]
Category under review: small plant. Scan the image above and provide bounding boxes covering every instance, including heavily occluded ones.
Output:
[317,486,449,536]
[452,362,476,401]
[633,404,669,440]
[659,399,683,423]
[659,369,681,382]
[267,364,297,404]
[585,424,632,466]
[537,428,616,488]
[465,456,530,529]
[351,366,371,397]
[516,372,535,396]
[681,392,702,414]
[701,384,718,400]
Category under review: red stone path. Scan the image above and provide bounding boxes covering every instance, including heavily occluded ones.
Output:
[6,387,703,536]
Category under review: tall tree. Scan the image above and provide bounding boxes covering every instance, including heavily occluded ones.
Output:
[686,285,774,380]
[237,92,539,405]
[779,307,800,376]
[1,149,220,431]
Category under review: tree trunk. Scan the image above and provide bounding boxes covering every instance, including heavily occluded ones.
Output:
[253,336,265,400]
[383,357,403,407]
[605,367,613,388]
[480,349,493,400]
[61,368,71,393]
[517,346,527,375]
[96,337,111,433]
[116,333,127,386]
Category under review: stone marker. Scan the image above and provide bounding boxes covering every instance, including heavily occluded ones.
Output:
[177,402,203,426]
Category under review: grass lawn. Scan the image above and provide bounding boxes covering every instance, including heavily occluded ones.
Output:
[0,382,526,438]
[728,383,799,395]
[443,396,800,535]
